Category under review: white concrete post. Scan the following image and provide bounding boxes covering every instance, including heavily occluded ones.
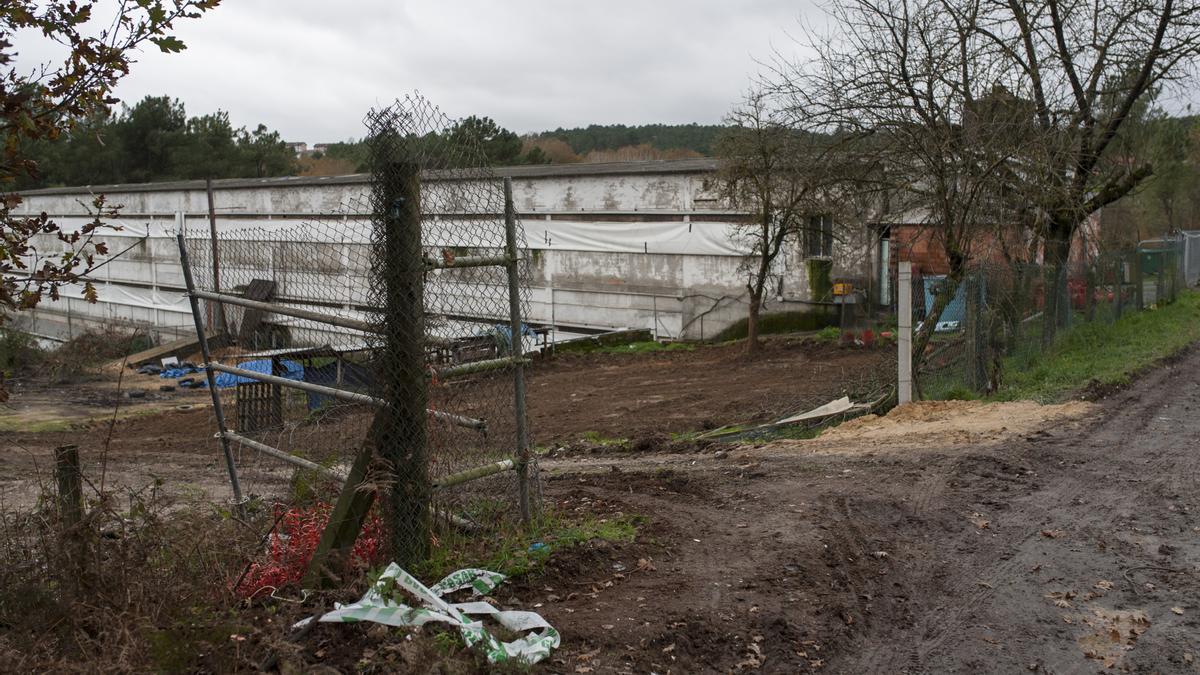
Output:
[898,261,913,404]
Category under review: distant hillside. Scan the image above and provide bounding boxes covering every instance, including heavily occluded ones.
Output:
[531,123,727,157]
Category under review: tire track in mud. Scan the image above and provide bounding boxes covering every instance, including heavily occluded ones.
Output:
[840,348,1200,674]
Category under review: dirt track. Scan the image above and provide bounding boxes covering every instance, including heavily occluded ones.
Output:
[519,346,1200,673]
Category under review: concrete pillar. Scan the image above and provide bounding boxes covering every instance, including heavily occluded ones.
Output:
[898,261,913,404]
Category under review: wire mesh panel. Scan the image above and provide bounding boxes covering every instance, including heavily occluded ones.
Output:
[179,94,537,570]
[907,240,1184,400]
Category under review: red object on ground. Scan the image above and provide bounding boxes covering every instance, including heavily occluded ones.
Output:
[236,502,385,598]
[861,330,876,348]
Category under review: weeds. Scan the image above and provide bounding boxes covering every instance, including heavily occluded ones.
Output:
[815,325,841,342]
[580,430,627,446]
[0,481,266,672]
[417,510,642,581]
[0,328,41,374]
[994,290,1200,402]
[558,339,695,356]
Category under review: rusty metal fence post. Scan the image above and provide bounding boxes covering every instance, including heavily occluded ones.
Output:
[176,222,245,513]
[504,177,532,523]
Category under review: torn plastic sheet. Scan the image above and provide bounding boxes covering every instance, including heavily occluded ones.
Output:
[774,396,856,425]
[296,564,559,664]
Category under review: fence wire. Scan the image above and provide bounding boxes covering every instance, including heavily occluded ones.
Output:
[903,241,1186,400]
[181,94,537,570]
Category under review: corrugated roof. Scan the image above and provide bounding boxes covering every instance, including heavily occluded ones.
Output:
[16,158,721,196]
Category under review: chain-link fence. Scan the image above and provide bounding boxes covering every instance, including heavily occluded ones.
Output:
[905,241,1186,400]
[1180,230,1200,288]
[177,94,538,578]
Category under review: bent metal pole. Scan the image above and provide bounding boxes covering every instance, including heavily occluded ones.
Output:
[175,225,245,509]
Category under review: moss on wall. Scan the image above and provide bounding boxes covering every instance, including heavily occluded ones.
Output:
[711,308,838,342]
[807,258,833,302]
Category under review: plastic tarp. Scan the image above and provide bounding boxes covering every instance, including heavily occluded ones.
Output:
[918,275,968,330]
[775,396,856,425]
[298,564,559,664]
[31,216,749,257]
[519,219,751,256]
[207,358,302,388]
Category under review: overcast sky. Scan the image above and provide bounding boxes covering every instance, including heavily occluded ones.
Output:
[15,1,822,143]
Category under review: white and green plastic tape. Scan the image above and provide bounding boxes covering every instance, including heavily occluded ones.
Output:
[295,563,560,664]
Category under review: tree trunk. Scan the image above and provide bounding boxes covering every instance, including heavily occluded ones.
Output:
[1041,235,1071,348]
[746,291,762,355]
[910,272,962,398]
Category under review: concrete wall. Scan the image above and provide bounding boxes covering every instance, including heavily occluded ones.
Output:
[10,160,873,345]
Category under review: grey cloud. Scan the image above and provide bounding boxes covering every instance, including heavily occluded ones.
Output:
[15,0,821,143]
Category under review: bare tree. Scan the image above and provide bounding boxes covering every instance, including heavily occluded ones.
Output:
[714,89,854,355]
[770,0,1026,389]
[975,0,1200,342]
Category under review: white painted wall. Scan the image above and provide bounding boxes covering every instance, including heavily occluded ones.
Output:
[11,162,869,345]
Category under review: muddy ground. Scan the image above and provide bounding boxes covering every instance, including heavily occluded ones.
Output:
[3,339,1199,673]
[0,338,890,508]
[514,346,1200,673]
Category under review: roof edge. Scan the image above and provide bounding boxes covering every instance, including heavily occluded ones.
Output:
[14,158,720,197]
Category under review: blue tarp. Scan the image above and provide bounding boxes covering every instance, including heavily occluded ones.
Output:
[204,358,303,388]
[920,276,967,329]
[487,323,537,352]
[303,361,374,410]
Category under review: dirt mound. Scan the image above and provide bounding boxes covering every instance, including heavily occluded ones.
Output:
[775,399,1095,452]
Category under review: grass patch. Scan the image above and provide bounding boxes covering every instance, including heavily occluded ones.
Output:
[580,430,627,446]
[558,339,695,356]
[0,405,173,434]
[417,510,642,581]
[815,325,841,342]
[995,289,1200,402]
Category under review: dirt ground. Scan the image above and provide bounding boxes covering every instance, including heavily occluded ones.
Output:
[515,346,1200,673]
[528,339,891,441]
[4,338,1200,672]
[0,337,890,508]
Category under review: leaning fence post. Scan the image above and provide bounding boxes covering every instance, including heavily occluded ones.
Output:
[205,178,228,334]
[54,444,82,529]
[176,222,245,513]
[504,177,534,524]
[898,261,913,404]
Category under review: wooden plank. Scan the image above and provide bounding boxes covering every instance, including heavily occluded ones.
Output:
[237,279,277,345]
[301,412,381,589]
[126,329,225,367]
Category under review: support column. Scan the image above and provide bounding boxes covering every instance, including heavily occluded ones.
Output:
[898,261,913,405]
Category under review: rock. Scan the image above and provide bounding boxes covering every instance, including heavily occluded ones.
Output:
[714,450,729,459]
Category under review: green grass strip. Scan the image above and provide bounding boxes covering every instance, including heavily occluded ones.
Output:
[995,289,1200,403]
